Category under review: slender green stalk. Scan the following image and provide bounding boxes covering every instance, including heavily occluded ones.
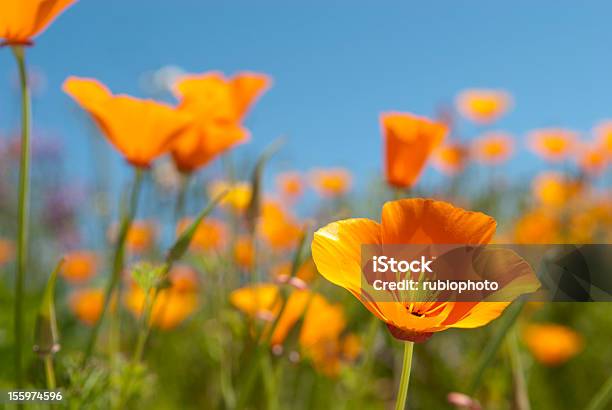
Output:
[586,374,612,410]
[12,45,31,391]
[393,187,404,200]
[174,172,190,222]
[508,328,530,410]
[360,316,380,376]
[394,341,414,410]
[44,356,56,390]
[468,298,526,393]
[116,283,159,409]
[117,191,226,407]
[82,168,144,365]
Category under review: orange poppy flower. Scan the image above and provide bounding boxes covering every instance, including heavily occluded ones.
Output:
[528,128,577,162]
[309,168,352,198]
[0,238,15,267]
[63,77,191,168]
[0,0,76,46]
[176,217,227,252]
[111,220,157,254]
[514,209,560,244]
[380,113,447,188]
[312,198,540,342]
[208,180,252,213]
[171,72,270,172]
[230,284,311,344]
[577,143,608,176]
[167,265,199,293]
[432,143,469,176]
[456,89,512,124]
[233,236,255,269]
[259,200,303,250]
[124,265,199,330]
[522,323,582,366]
[298,294,358,377]
[230,284,357,375]
[594,121,612,158]
[60,250,98,284]
[532,172,582,208]
[471,132,514,165]
[568,209,599,243]
[272,257,318,283]
[276,172,304,201]
[69,288,105,326]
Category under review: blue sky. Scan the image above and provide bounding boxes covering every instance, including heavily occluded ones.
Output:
[1,0,612,192]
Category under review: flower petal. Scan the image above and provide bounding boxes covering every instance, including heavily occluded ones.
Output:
[312,218,381,293]
[381,199,496,245]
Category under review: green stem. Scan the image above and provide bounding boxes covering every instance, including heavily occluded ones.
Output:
[82,168,144,366]
[508,328,530,410]
[394,341,414,410]
[115,290,155,409]
[586,374,612,410]
[174,173,190,222]
[43,355,56,390]
[468,298,526,394]
[12,45,31,391]
[117,261,170,408]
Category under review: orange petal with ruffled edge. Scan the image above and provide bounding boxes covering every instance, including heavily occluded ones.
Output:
[381,113,447,189]
[171,123,249,172]
[381,198,496,245]
[63,77,191,168]
[231,72,272,119]
[312,218,381,293]
[0,0,76,45]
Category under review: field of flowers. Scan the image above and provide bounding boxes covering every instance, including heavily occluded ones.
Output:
[0,1,611,409]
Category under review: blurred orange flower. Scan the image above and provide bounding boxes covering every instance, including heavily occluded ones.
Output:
[69,288,105,326]
[380,112,447,188]
[299,294,359,376]
[60,250,98,284]
[176,217,227,252]
[312,198,539,342]
[309,168,352,198]
[523,323,582,366]
[0,238,15,267]
[577,143,608,176]
[234,236,255,269]
[125,265,199,330]
[230,285,358,375]
[276,172,304,201]
[514,209,560,244]
[272,257,318,283]
[230,285,312,344]
[171,72,270,172]
[0,0,76,46]
[456,89,512,124]
[125,220,157,254]
[63,77,191,168]
[432,143,469,176]
[532,172,581,208]
[167,265,199,293]
[259,200,303,250]
[471,132,514,165]
[209,180,252,213]
[230,284,281,321]
[594,121,612,158]
[528,128,577,162]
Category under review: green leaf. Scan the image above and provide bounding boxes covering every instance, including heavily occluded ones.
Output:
[33,259,63,357]
[245,137,285,234]
[130,261,167,292]
[166,189,229,263]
